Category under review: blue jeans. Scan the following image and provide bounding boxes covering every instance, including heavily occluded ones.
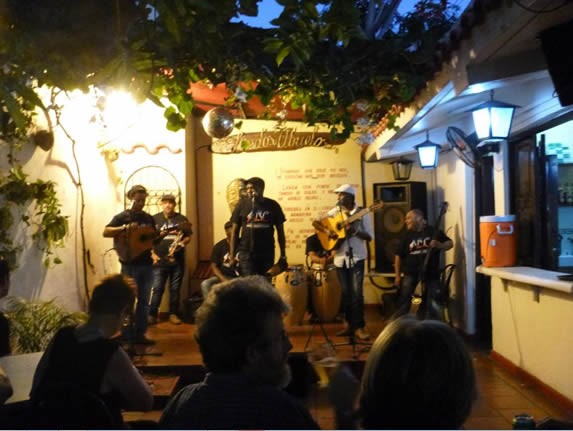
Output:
[394,274,441,320]
[238,251,274,276]
[149,262,184,317]
[121,263,153,337]
[336,260,365,330]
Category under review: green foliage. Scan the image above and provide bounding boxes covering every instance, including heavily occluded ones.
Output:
[0,166,68,269]
[1,296,87,353]
[0,0,459,141]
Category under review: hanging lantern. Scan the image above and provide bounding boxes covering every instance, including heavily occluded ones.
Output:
[470,90,519,141]
[390,158,414,181]
[202,107,235,139]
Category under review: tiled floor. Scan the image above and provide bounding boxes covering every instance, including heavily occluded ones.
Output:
[303,343,573,430]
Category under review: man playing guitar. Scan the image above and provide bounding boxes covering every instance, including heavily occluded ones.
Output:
[103,184,157,345]
[312,184,374,341]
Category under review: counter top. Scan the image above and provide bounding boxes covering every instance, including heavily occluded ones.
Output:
[476,265,573,294]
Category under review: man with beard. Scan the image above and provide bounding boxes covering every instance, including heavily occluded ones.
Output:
[229,177,287,276]
[159,276,319,430]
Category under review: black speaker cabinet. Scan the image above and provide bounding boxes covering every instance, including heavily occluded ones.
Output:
[540,19,573,106]
[373,182,427,272]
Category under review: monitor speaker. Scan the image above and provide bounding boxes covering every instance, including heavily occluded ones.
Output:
[373,182,427,272]
[540,19,573,106]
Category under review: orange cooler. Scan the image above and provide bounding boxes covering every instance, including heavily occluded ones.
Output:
[479,215,517,267]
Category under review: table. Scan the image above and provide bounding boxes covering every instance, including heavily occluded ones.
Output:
[0,351,42,404]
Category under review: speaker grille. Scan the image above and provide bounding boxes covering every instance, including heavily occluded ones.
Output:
[373,182,427,272]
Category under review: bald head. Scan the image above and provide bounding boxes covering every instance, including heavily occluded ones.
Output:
[405,209,426,232]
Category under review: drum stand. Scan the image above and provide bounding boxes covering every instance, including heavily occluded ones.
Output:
[304,317,335,351]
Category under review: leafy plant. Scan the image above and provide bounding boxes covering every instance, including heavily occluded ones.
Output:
[0,296,87,354]
[0,165,69,269]
[0,0,459,142]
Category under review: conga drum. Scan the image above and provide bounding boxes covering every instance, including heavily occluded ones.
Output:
[274,265,308,326]
[310,264,342,323]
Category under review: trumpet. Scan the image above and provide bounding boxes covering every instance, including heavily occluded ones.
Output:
[167,231,184,261]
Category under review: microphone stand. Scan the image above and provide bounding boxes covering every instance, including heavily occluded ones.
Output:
[331,205,372,360]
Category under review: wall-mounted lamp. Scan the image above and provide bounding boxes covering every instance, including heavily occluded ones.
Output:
[390,157,414,181]
[414,131,441,169]
[471,90,519,141]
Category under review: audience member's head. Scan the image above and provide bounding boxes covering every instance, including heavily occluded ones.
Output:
[359,316,477,430]
[194,276,291,387]
[89,274,136,317]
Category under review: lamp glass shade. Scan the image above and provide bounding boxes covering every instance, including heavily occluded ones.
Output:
[471,99,517,140]
[390,159,413,181]
[415,143,440,169]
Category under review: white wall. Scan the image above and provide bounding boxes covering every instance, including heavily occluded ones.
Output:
[2,89,187,311]
[491,278,573,401]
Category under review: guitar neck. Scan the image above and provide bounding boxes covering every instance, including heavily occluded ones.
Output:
[346,206,374,224]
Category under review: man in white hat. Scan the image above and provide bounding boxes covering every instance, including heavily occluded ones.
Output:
[312,184,374,340]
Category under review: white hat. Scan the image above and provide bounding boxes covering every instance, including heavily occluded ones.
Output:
[334,184,356,196]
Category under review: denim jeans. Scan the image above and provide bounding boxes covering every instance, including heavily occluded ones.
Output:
[121,263,153,337]
[238,251,274,276]
[149,262,184,317]
[336,259,365,330]
[394,274,442,320]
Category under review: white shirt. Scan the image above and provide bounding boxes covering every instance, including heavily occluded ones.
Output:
[325,204,374,268]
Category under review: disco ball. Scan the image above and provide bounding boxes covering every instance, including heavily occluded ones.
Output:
[202,107,235,139]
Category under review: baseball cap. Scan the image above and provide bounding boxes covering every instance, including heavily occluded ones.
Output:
[333,184,356,196]
[161,194,176,203]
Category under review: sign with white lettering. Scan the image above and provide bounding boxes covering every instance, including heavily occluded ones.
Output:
[211,127,342,153]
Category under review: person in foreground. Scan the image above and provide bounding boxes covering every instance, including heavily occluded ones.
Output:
[30,274,153,425]
[329,316,477,430]
[160,276,319,430]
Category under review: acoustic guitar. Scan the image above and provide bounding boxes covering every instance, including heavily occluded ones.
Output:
[114,225,158,263]
[315,201,384,251]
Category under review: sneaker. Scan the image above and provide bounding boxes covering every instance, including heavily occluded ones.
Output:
[134,335,156,345]
[336,327,353,337]
[355,327,371,341]
[169,314,182,325]
[147,315,158,325]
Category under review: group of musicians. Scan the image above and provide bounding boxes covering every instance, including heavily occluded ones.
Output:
[103,179,452,344]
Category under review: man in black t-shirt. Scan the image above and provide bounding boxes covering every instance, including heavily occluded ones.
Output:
[149,194,192,325]
[201,221,238,298]
[393,209,453,320]
[229,177,287,276]
[103,185,157,344]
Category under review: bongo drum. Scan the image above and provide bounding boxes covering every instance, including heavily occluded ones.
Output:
[309,264,342,323]
[274,265,308,326]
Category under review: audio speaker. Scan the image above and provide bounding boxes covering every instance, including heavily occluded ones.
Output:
[540,19,573,106]
[373,182,427,272]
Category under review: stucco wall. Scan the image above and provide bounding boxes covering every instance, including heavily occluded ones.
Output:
[491,278,573,401]
[2,90,187,312]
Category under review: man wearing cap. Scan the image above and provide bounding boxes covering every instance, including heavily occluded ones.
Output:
[312,184,374,341]
[200,221,239,299]
[103,184,157,344]
[149,194,192,325]
[230,177,287,276]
